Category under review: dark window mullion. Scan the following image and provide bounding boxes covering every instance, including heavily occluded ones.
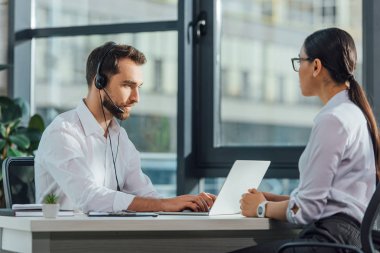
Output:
[363,0,380,122]
[15,21,178,41]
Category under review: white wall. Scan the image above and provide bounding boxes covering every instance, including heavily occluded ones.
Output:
[0,0,8,95]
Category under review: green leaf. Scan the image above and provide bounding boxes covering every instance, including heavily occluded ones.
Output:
[9,134,30,149]
[28,114,45,132]
[16,127,42,154]
[0,97,44,158]
[13,98,30,118]
[0,97,22,123]
[0,123,6,137]
[0,139,5,150]
[7,118,21,132]
[0,96,14,106]
[44,193,58,204]
[8,146,25,157]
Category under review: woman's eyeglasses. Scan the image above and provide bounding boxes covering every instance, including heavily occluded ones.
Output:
[291,57,312,72]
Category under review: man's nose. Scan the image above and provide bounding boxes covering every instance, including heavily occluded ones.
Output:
[130,87,139,103]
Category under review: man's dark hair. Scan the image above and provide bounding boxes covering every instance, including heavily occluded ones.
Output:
[86,41,146,86]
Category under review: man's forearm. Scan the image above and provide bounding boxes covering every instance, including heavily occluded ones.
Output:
[127,197,164,211]
[127,193,215,212]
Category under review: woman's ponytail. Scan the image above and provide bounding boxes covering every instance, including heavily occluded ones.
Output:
[348,77,380,181]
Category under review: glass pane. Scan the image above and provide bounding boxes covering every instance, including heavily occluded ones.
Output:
[204,178,299,196]
[34,0,178,28]
[34,32,178,196]
[219,0,362,146]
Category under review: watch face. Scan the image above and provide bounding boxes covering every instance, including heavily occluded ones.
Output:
[258,206,264,215]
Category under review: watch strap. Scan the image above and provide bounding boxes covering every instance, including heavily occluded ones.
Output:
[257,200,269,218]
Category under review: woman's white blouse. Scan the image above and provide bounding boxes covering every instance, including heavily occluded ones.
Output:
[287,90,376,225]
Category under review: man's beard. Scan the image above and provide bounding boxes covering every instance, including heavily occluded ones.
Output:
[102,95,126,120]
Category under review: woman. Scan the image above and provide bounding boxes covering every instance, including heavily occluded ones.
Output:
[236,27,380,253]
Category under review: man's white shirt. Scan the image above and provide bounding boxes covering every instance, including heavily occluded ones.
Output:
[35,100,160,212]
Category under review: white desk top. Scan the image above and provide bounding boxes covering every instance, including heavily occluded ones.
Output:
[0,214,297,232]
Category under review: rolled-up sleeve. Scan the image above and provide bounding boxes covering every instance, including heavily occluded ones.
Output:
[287,114,348,224]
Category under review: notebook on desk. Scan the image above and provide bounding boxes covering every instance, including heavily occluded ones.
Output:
[158,160,270,216]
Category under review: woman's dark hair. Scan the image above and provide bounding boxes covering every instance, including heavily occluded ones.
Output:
[86,41,146,86]
[304,27,380,180]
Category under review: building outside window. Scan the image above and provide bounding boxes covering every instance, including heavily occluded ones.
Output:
[31,0,179,197]
[9,0,365,196]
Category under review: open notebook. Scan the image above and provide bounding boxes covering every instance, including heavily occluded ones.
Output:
[158,160,270,216]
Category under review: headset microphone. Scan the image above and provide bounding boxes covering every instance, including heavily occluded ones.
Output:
[102,88,125,114]
[95,42,125,115]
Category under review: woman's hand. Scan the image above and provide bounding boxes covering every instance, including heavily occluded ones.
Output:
[240,188,267,217]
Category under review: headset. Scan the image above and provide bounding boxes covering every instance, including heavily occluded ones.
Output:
[94,42,122,191]
[95,42,117,90]
[94,42,124,114]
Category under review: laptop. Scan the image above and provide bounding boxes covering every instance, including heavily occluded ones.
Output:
[158,160,270,216]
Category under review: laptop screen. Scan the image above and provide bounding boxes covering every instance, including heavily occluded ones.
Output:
[209,160,270,215]
[8,162,35,205]
[157,160,270,216]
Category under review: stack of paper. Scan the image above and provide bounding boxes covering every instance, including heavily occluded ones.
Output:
[12,204,74,217]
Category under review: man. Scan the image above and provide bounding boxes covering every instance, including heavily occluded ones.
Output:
[35,42,215,212]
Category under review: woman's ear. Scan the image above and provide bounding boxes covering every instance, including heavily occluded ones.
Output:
[313,58,322,77]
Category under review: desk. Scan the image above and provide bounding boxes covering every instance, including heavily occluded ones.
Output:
[0,214,300,253]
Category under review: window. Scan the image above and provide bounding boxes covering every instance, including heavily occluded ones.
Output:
[11,0,179,197]
[221,67,229,96]
[34,0,178,27]
[153,58,164,92]
[219,0,363,147]
[320,0,337,25]
[190,0,364,184]
[240,70,250,99]
[9,0,380,195]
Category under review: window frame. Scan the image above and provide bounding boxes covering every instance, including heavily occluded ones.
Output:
[8,0,185,194]
[190,0,304,180]
[8,0,380,195]
[178,0,380,194]
[8,1,178,114]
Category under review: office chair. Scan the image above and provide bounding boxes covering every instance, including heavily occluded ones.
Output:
[277,182,380,253]
[2,157,35,208]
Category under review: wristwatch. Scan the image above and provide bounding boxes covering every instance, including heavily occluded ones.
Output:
[256,201,269,218]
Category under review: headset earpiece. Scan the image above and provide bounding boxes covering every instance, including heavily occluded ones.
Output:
[94,42,117,90]
[95,71,107,90]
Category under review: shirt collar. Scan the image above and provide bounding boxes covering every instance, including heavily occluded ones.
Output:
[323,89,349,109]
[76,99,121,137]
[315,89,349,122]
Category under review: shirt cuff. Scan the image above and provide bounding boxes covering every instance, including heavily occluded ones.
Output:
[286,189,299,224]
[113,191,135,212]
[287,198,297,223]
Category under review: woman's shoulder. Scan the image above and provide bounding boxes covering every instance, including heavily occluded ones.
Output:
[316,101,366,132]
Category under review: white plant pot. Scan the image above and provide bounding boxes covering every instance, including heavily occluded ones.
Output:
[42,204,60,218]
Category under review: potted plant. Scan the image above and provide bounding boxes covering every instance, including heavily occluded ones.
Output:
[42,193,59,218]
[0,96,45,207]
